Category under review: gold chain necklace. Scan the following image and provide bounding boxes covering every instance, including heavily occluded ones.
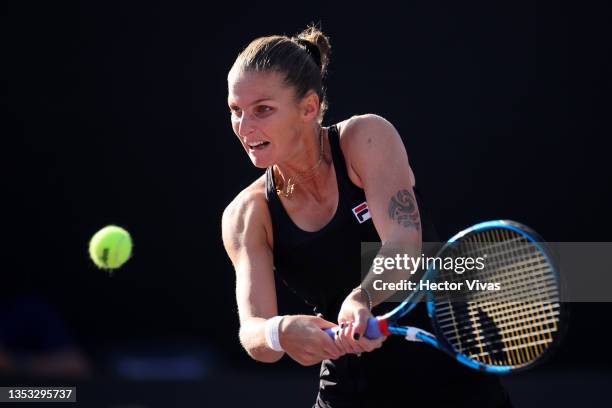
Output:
[274,128,324,199]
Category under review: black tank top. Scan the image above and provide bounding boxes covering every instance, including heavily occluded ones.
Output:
[264,124,509,407]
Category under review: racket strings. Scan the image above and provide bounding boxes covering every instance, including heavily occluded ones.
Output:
[435,260,559,305]
[490,228,558,365]
[436,308,560,351]
[436,303,560,331]
[461,228,559,366]
[489,229,556,365]
[435,238,556,365]
[432,228,561,368]
[435,265,560,315]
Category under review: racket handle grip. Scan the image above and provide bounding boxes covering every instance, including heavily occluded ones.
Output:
[324,317,383,339]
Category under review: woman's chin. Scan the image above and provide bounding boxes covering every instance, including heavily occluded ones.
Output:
[248,150,273,168]
[250,160,269,169]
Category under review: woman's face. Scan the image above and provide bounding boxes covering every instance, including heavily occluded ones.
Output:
[227,69,313,168]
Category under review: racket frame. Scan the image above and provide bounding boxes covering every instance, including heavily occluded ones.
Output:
[371,220,567,374]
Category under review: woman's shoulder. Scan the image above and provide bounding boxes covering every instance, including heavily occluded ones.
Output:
[333,114,414,187]
[335,113,399,151]
[221,173,274,252]
[223,174,268,220]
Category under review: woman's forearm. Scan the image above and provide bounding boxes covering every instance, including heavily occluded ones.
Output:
[239,316,285,363]
[361,233,422,308]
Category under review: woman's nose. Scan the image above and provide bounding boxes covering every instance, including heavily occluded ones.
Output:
[237,114,255,137]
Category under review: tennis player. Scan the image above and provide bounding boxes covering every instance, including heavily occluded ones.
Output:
[222,26,512,407]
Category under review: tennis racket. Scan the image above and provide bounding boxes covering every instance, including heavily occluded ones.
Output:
[325,220,566,374]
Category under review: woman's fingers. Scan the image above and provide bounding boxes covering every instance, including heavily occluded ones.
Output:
[320,330,344,359]
[333,321,352,354]
[343,322,364,354]
[334,320,388,356]
[358,335,387,352]
[334,321,352,354]
[346,310,370,353]
[351,309,369,341]
[340,321,365,354]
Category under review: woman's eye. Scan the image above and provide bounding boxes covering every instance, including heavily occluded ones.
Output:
[229,107,242,117]
[256,105,272,115]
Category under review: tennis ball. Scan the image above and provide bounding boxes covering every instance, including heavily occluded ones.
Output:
[89,225,133,269]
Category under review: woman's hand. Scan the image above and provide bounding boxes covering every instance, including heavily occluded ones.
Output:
[335,289,386,354]
[279,315,346,366]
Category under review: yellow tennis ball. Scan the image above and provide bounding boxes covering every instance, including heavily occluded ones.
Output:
[89,225,133,269]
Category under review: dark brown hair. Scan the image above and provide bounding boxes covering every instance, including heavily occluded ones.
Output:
[229,25,331,123]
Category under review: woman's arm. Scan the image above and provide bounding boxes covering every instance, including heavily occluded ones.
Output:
[341,114,423,305]
[222,187,343,365]
[333,114,422,353]
[222,189,284,363]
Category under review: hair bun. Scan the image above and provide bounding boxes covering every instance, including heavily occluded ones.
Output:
[294,38,322,70]
[295,25,331,76]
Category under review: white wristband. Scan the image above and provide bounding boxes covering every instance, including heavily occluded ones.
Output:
[264,315,285,352]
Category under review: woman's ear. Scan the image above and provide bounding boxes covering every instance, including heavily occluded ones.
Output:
[300,91,320,122]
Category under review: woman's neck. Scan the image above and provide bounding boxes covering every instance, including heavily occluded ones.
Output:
[274,126,331,200]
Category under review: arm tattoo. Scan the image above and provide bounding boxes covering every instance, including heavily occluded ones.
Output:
[388,189,421,230]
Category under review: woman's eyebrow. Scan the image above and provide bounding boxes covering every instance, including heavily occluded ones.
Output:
[228,97,274,108]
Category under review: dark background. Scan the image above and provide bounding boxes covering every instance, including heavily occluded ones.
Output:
[4,0,611,406]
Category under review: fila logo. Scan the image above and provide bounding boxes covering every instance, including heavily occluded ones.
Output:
[352,201,371,224]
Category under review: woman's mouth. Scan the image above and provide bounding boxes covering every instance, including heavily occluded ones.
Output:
[247,141,270,151]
